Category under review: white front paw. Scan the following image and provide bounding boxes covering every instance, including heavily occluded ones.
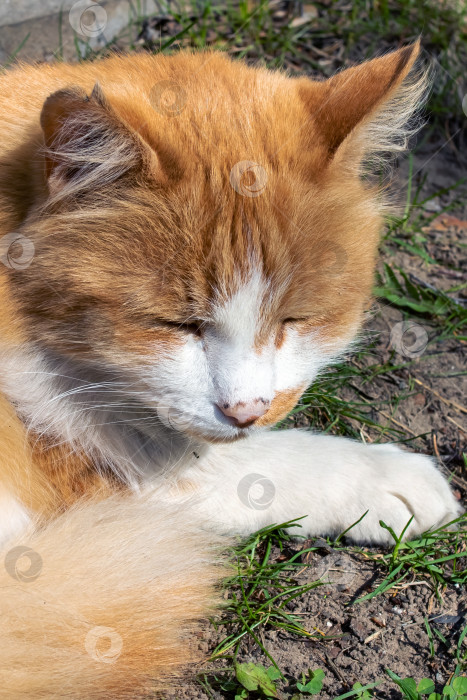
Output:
[340,445,462,545]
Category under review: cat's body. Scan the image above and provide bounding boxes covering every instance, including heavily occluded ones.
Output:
[0,46,461,698]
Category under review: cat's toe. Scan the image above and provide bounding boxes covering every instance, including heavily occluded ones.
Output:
[349,447,463,546]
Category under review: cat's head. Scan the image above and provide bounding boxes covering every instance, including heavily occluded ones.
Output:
[10,45,425,442]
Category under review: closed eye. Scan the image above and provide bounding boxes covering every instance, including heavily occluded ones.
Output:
[156,319,203,335]
[282,317,310,325]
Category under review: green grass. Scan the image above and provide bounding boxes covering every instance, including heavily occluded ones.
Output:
[377,156,467,340]
[207,663,467,699]
[375,262,466,338]
[195,513,467,698]
[126,0,466,456]
[5,2,466,697]
[386,668,467,700]
[353,513,467,603]
[225,664,467,699]
[72,4,466,695]
[286,157,466,445]
[207,520,327,667]
[54,0,466,147]
[283,346,426,442]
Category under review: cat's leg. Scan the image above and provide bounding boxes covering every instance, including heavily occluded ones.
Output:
[174,430,462,545]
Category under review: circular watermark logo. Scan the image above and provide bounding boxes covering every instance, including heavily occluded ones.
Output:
[230,161,268,197]
[149,80,187,117]
[156,400,196,432]
[0,233,35,270]
[390,320,428,359]
[314,552,357,589]
[85,626,123,663]
[237,473,275,510]
[4,546,43,582]
[462,94,467,117]
[312,241,348,278]
[69,0,107,38]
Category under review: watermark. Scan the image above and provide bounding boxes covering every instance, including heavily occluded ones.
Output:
[314,552,357,590]
[311,241,348,278]
[85,626,123,663]
[4,546,43,582]
[156,400,196,432]
[69,0,107,38]
[390,320,428,359]
[462,94,467,118]
[230,161,268,197]
[149,81,187,117]
[237,473,275,510]
[0,233,35,270]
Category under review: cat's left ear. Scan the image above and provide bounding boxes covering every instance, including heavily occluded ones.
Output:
[40,83,162,197]
[298,41,426,165]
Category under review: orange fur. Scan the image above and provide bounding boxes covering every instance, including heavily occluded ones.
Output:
[0,393,51,514]
[256,386,305,427]
[0,45,425,697]
[0,495,225,699]
[0,48,422,367]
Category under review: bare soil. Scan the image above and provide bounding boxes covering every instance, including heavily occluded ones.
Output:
[173,552,466,699]
[165,146,466,699]
[1,11,465,697]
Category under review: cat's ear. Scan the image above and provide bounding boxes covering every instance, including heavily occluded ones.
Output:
[40,83,161,197]
[298,41,426,165]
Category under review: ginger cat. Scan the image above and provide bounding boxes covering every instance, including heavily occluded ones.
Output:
[0,43,461,698]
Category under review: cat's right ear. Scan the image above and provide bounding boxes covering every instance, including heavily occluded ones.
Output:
[297,41,427,170]
[40,84,162,198]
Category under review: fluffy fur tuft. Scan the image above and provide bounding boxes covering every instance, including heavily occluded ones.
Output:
[0,45,447,699]
[0,494,227,699]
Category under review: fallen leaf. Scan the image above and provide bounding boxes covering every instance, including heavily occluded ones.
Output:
[430,214,467,231]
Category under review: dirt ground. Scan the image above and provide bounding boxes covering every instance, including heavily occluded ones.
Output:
[164,144,466,699]
[1,5,465,697]
[172,553,465,699]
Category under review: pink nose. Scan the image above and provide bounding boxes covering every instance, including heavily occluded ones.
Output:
[218,399,270,428]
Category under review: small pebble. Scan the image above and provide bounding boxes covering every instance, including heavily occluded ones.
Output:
[424,198,442,213]
[413,392,426,407]
[371,616,386,628]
